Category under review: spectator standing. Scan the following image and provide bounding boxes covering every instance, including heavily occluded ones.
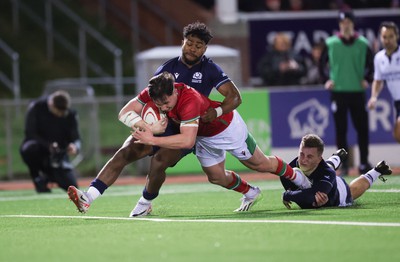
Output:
[258,32,307,86]
[318,10,374,175]
[20,90,81,193]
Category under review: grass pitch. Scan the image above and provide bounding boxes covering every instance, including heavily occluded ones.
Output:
[1,176,400,262]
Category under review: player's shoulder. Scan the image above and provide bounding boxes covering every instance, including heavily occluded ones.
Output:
[200,55,220,68]
[313,160,336,179]
[156,56,180,72]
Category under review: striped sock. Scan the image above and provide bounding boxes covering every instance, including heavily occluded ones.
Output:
[326,155,341,170]
[226,171,251,194]
[86,178,109,202]
[275,156,296,180]
[361,169,380,186]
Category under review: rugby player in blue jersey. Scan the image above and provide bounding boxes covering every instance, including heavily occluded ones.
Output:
[68,22,275,216]
[280,134,392,209]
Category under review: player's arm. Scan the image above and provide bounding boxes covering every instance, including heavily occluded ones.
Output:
[133,120,199,149]
[283,180,332,209]
[283,189,317,209]
[367,80,384,109]
[118,97,147,130]
[201,81,242,122]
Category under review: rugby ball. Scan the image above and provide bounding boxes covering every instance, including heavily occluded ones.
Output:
[141,101,166,124]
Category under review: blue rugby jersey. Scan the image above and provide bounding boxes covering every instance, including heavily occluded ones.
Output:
[280,158,341,209]
[154,55,231,96]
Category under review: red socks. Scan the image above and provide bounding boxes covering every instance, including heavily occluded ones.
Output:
[275,156,296,180]
[226,171,251,194]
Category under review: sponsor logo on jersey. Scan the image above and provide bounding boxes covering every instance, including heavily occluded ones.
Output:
[192,72,203,83]
[174,73,180,79]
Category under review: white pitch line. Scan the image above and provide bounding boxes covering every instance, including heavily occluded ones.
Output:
[1,214,400,227]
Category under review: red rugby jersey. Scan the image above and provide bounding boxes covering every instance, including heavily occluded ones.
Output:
[137,83,233,137]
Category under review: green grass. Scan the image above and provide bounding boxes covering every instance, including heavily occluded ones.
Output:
[1,176,400,262]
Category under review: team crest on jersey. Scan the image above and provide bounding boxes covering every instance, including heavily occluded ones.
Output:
[192,72,202,83]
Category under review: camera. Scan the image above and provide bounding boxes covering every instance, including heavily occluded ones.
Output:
[49,142,66,168]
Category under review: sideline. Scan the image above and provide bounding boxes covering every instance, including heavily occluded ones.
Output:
[1,214,400,227]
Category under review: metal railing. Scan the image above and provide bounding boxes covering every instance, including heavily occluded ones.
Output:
[0,38,20,102]
[11,0,124,105]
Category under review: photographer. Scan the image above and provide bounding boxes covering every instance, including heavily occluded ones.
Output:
[20,90,81,193]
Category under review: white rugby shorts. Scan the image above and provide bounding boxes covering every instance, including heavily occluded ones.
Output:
[336,176,353,207]
[195,110,256,167]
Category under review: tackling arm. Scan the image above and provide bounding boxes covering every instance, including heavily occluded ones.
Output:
[133,121,199,149]
[201,81,242,122]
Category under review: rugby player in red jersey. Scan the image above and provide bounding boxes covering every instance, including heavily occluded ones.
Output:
[131,72,311,208]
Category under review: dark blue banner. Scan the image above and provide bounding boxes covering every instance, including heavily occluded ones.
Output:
[269,86,395,147]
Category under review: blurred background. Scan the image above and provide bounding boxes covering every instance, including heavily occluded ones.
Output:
[1,0,399,181]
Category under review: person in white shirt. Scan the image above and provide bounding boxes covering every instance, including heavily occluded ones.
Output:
[368,21,400,143]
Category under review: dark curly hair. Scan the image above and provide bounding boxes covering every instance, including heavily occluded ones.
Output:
[183,21,213,44]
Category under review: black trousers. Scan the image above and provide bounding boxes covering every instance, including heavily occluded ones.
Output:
[20,140,78,191]
[330,92,370,166]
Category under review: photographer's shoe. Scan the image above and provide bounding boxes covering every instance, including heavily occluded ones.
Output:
[33,177,51,193]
